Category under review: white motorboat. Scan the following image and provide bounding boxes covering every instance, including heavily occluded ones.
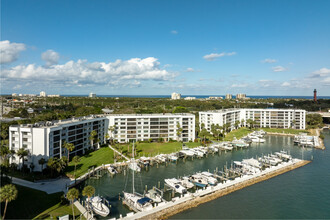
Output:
[87,196,110,217]
[168,154,178,162]
[200,172,218,185]
[164,178,187,194]
[242,158,262,168]
[107,166,117,175]
[139,156,150,166]
[249,136,266,143]
[145,189,162,203]
[189,174,208,188]
[155,154,167,163]
[129,161,141,172]
[190,148,204,157]
[180,177,195,189]
[179,147,195,157]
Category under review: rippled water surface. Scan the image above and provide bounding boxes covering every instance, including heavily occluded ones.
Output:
[81,131,330,219]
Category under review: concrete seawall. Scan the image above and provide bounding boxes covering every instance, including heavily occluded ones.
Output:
[139,160,311,220]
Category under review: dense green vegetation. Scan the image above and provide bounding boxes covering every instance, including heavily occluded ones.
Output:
[306,113,324,128]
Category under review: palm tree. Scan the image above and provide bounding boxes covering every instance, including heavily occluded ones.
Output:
[72,156,81,179]
[89,130,97,149]
[16,148,29,170]
[47,158,57,177]
[241,119,245,127]
[108,125,116,143]
[66,188,79,220]
[63,142,75,161]
[176,122,183,142]
[38,158,47,171]
[235,120,240,129]
[0,184,18,220]
[0,145,10,162]
[82,185,95,219]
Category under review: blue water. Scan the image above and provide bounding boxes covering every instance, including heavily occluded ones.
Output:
[172,131,330,219]
[80,131,330,219]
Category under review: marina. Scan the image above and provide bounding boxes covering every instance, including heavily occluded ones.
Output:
[75,134,324,219]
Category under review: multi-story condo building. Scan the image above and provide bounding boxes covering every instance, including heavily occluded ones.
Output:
[225,94,232,99]
[89,92,96,98]
[9,115,108,171]
[107,113,195,143]
[199,108,306,132]
[236,93,247,99]
[171,92,181,100]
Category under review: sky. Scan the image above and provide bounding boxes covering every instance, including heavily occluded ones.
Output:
[1,0,330,96]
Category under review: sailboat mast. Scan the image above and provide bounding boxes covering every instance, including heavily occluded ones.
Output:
[132,141,135,194]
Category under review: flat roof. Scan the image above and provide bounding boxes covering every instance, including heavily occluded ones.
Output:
[107,113,194,117]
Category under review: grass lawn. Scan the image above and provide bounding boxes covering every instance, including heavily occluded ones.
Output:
[0,184,79,219]
[65,146,114,178]
[112,142,201,158]
[261,127,310,135]
[223,127,252,141]
[33,202,82,220]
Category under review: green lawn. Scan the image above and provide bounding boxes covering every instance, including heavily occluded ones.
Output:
[65,146,114,178]
[260,127,310,135]
[0,184,79,219]
[33,202,82,220]
[223,127,252,141]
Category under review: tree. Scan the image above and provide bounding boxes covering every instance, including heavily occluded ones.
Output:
[66,188,79,220]
[306,113,323,128]
[0,184,18,220]
[47,157,66,177]
[89,130,97,149]
[82,185,95,219]
[38,158,47,171]
[199,128,210,145]
[17,148,29,170]
[241,119,245,127]
[0,145,10,162]
[108,125,116,144]
[234,120,240,129]
[72,156,81,179]
[63,142,75,161]
[246,119,254,130]
[176,122,183,142]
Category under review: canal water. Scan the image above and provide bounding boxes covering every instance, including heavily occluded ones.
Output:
[80,131,330,219]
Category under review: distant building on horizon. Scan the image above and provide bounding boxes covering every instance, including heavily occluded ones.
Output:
[236,93,247,99]
[184,97,196,100]
[225,94,232,99]
[40,91,46,97]
[89,92,96,98]
[171,92,181,100]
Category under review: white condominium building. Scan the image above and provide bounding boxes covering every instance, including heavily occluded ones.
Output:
[199,108,306,132]
[171,92,181,100]
[107,113,195,143]
[9,115,108,171]
[225,94,232,99]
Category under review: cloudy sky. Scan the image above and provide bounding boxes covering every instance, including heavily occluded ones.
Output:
[1,0,330,96]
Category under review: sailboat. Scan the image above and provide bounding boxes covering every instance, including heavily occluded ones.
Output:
[123,142,153,212]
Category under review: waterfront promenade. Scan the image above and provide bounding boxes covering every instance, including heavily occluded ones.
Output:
[120,159,310,220]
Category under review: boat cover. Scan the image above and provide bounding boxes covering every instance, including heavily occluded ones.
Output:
[137,197,152,205]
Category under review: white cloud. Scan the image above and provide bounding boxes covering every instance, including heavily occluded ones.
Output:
[272,66,287,72]
[231,83,249,88]
[2,57,175,88]
[171,30,178,34]
[0,40,26,64]
[311,68,330,78]
[261,58,277,63]
[186,67,195,72]
[41,50,60,66]
[203,52,236,61]
[281,82,291,87]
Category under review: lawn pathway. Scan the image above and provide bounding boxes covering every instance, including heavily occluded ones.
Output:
[108,144,130,161]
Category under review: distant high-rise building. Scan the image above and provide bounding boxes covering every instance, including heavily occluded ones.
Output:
[225,94,232,99]
[171,92,181,100]
[236,93,246,99]
[89,92,96,98]
[40,91,46,97]
[314,89,317,102]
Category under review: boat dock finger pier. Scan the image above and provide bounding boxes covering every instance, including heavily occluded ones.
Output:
[120,159,310,220]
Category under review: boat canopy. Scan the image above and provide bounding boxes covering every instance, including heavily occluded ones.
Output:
[137,197,152,205]
[92,196,102,203]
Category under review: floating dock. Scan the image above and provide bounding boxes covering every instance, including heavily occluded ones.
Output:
[120,159,310,220]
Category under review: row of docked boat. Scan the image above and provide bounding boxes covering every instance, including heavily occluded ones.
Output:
[294,133,317,147]
[121,146,294,214]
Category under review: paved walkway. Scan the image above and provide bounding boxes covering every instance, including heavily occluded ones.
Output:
[11,176,72,194]
[108,145,130,161]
